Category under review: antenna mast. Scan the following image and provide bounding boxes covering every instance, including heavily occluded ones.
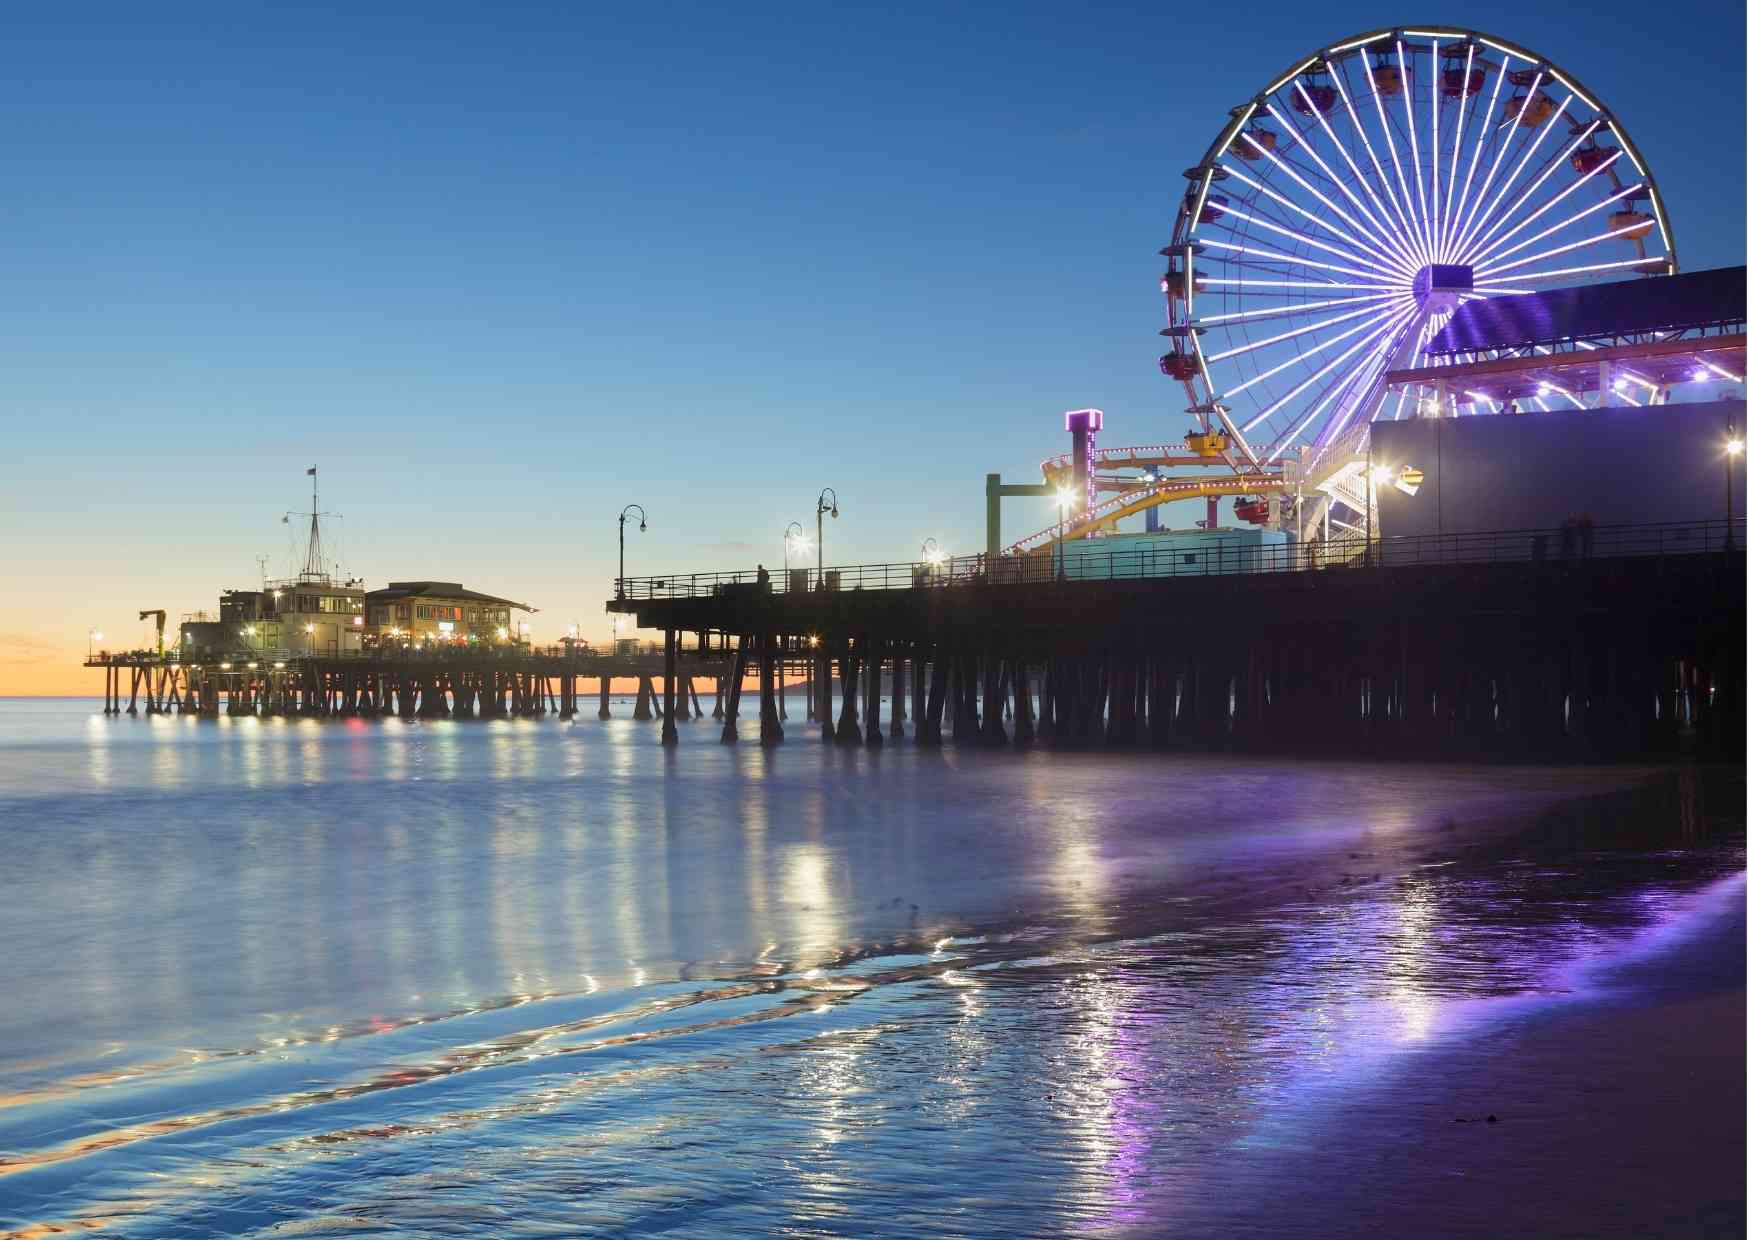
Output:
[304,466,323,578]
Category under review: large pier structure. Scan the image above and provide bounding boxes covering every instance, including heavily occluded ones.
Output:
[607,520,1743,760]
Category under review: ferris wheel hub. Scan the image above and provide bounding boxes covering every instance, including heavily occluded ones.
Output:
[1412,264,1473,314]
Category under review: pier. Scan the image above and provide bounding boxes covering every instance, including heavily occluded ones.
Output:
[605,520,1745,760]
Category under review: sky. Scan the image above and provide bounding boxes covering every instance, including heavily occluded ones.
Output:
[6,0,1743,692]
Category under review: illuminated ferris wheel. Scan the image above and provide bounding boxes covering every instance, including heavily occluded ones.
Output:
[1159,26,1676,467]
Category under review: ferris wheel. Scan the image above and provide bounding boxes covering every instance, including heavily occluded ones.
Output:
[1159,27,1676,468]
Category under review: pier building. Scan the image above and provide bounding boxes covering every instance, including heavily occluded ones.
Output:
[365,582,532,646]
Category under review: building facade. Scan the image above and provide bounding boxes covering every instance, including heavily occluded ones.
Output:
[364,582,533,646]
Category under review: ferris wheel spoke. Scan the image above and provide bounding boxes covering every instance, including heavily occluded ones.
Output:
[1360,53,1432,267]
[1220,301,1415,398]
[1461,148,1622,267]
[1267,96,1415,272]
[1460,125,1609,262]
[1198,237,1395,283]
[1428,42,1444,260]
[1449,92,1573,260]
[1268,318,1410,461]
[1219,161,1414,280]
[1476,221,1659,279]
[1437,43,1478,258]
[1448,71,1545,256]
[1394,40,1436,263]
[1328,59,1425,266]
[1204,298,1410,362]
[1477,182,1645,269]
[1475,255,1667,284]
[1197,287,1402,326]
[1210,205,1408,280]
[1446,54,1515,263]
[1237,301,1419,433]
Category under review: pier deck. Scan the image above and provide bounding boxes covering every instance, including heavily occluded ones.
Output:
[606,520,1745,758]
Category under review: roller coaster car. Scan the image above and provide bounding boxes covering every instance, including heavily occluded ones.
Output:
[1441,67,1485,98]
[1608,209,1654,240]
[1234,497,1270,524]
[1185,430,1229,457]
[1504,90,1556,128]
[1159,352,1198,381]
[1570,145,1616,175]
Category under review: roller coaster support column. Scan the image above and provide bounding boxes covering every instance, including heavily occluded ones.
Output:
[986,474,1053,563]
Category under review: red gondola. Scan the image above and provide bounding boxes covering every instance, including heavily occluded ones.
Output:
[1159,352,1198,381]
[1570,145,1616,175]
[1441,67,1485,98]
[1292,83,1337,115]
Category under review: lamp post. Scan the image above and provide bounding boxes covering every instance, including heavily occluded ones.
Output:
[88,628,102,657]
[784,521,808,590]
[1054,488,1076,580]
[1727,420,1742,551]
[815,488,839,592]
[617,504,647,599]
[921,538,943,582]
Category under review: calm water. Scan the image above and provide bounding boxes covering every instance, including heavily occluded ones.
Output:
[0,699,1739,1237]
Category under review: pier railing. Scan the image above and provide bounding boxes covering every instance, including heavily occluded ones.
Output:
[613,518,1743,599]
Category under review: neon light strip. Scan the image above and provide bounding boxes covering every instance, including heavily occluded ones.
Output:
[1221,304,1410,398]
[1240,303,1419,432]
[1450,89,1570,260]
[1429,41,1443,260]
[1547,68,1598,112]
[1288,83,1421,271]
[1199,236,1391,282]
[1446,49,1511,269]
[1273,325,1407,461]
[1221,157,1414,279]
[1265,57,1318,96]
[1449,70,1538,262]
[1212,205,1406,280]
[1438,44,1477,260]
[1330,32,1390,52]
[1325,58,1425,268]
[1243,101,1419,270]
[1189,168,1215,233]
[1478,183,1642,268]
[1202,277,1401,290]
[1269,347,1392,461]
[1459,120,1602,262]
[1197,287,1400,326]
[1403,28,1465,38]
[1204,299,1407,361]
[1212,102,1259,159]
[1363,52,1430,267]
[1464,153,1624,265]
[1267,96,1413,272]
[1703,359,1744,383]
[1477,222,1660,277]
[1398,41,1434,263]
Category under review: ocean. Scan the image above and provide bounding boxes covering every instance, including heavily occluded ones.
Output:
[0,698,1739,1237]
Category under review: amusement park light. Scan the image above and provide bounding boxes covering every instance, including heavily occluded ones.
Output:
[91,630,102,642]
[497,626,509,640]
[219,662,232,670]
[248,662,258,669]
[1055,487,1078,510]
[274,661,285,669]
[1727,439,1743,457]
[809,635,820,647]
[1692,369,1710,383]
[304,624,315,634]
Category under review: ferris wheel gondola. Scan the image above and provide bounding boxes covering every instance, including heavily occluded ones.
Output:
[1159,27,1676,468]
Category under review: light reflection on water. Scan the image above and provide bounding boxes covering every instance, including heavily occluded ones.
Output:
[0,699,1738,1237]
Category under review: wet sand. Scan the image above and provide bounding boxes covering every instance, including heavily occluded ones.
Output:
[1163,873,1746,1239]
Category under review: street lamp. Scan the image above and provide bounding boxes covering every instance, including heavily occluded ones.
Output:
[815,488,839,592]
[617,504,648,600]
[784,521,810,589]
[1054,487,1077,580]
[87,628,102,657]
[1727,421,1742,550]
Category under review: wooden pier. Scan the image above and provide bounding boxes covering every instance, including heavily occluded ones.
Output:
[607,521,1745,760]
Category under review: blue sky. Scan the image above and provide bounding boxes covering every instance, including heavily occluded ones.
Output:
[7,1,1742,677]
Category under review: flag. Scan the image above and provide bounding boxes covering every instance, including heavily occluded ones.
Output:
[307,467,317,476]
